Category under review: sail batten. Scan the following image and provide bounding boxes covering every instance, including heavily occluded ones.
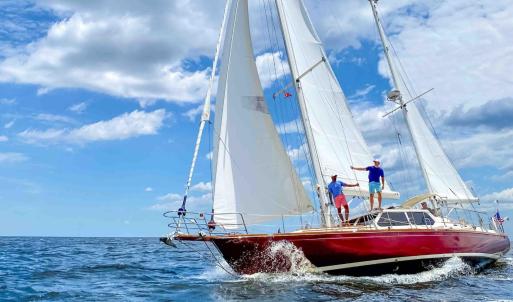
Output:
[276,0,399,200]
[213,0,312,228]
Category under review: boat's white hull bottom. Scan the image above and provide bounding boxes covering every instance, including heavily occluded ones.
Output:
[313,252,502,276]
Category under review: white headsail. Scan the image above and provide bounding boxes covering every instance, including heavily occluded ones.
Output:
[403,102,477,202]
[213,0,313,228]
[368,0,476,203]
[275,0,400,199]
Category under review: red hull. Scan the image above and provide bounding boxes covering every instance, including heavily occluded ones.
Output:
[194,229,510,276]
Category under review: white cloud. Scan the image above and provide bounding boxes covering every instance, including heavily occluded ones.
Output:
[301,178,311,187]
[68,102,88,114]
[255,51,290,89]
[144,187,153,192]
[205,151,212,160]
[299,1,513,114]
[1,1,510,112]
[0,152,28,163]
[0,135,8,142]
[157,193,182,202]
[492,171,513,183]
[375,2,513,112]
[19,109,167,144]
[183,104,203,122]
[4,120,15,129]
[0,98,16,105]
[191,181,212,192]
[276,119,302,135]
[482,187,513,204]
[302,0,412,51]
[35,113,75,124]
[444,129,513,171]
[0,1,226,104]
[150,192,212,211]
[287,143,307,162]
[348,84,375,101]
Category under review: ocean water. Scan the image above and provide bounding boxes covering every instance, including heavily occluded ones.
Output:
[1,237,512,302]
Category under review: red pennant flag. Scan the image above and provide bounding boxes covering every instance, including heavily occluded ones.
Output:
[284,92,292,98]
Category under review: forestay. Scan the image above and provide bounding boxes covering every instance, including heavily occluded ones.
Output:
[212,0,312,228]
[275,0,399,199]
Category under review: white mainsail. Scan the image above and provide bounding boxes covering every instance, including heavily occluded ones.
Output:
[213,0,313,228]
[368,0,477,203]
[275,0,399,199]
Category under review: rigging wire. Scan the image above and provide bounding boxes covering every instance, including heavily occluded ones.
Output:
[382,22,473,201]
[261,0,305,216]
[266,0,321,224]
[180,240,237,277]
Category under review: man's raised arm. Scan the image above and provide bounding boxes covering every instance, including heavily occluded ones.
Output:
[350,166,367,171]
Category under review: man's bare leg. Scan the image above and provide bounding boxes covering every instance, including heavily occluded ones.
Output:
[337,207,344,224]
[378,192,382,209]
[369,193,374,210]
[344,205,349,223]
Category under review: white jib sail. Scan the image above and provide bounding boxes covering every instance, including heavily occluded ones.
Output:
[368,0,475,203]
[403,100,477,202]
[276,0,399,199]
[212,0,313,228]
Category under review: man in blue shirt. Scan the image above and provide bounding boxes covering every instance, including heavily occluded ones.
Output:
[327,175,359,225]
[351,159,385,210]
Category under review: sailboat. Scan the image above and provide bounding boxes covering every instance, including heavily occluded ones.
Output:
[162,0,510,276]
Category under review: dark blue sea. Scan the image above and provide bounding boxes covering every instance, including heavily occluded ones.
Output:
[1,237,512,301]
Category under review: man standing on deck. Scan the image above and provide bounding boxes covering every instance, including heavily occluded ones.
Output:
[351,160,385,210]
[327,175,359,225]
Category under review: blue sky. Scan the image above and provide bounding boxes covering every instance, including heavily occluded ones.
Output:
[1,0,512,236]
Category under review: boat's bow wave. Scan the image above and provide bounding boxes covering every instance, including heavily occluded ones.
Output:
[231,240,314,275]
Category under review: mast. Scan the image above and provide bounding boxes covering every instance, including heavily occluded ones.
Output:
[178,0,231,215]
[275,0,332,227]
[369,0,433,194]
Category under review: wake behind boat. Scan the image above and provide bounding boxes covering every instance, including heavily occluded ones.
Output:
[161,0,510,276]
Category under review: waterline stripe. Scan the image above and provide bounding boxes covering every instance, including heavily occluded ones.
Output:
[313,252,502,272]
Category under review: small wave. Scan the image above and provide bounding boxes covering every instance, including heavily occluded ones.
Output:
[81,263,144,272]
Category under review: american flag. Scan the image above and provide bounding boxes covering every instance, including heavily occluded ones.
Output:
[494,210,505,224]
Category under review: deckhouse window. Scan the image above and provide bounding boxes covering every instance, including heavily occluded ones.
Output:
[407,212,434,225]
[378,212,409,226]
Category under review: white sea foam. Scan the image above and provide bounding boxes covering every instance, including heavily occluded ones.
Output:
[359,257,472,285]
[197,265,235,281]
[502,257,513,266]
[240,256,472,285]
[266,241,314,274]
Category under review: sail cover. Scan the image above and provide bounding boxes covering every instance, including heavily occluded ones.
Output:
[276,0,399,199]
[403,100,477,202]
[212,0,313,228]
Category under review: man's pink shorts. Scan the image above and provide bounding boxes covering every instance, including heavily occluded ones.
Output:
[335,194,348,209]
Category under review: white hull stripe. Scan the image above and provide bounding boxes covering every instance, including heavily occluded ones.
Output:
[313,252,503,272]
